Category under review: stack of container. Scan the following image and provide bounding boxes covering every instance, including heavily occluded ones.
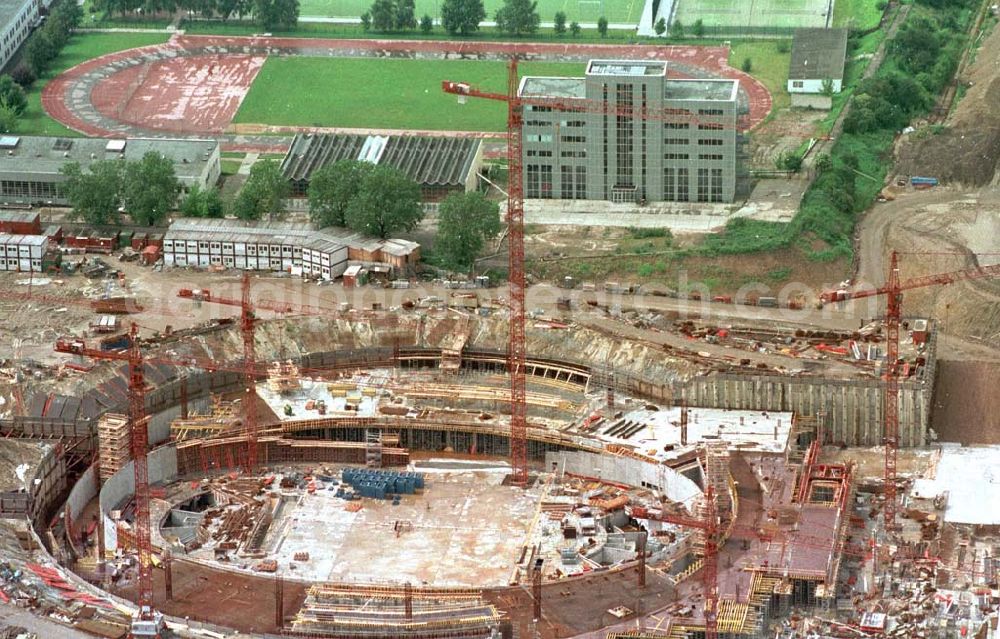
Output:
[340,468,425,500]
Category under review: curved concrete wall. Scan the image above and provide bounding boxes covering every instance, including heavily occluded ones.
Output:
[544,450,701,504]
[99,445,178,551]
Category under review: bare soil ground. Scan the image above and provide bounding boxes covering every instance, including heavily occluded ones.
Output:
[895,21,1000,187]
[853,20,1000,444]
[747,108,826,168]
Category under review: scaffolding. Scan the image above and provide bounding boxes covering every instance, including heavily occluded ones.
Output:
[97,413,130,482]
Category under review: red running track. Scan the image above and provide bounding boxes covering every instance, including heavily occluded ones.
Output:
[42,34,772,139]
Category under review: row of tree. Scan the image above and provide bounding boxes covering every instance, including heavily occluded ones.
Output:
[92,0,299,29]
[60,153,181,226]
[61,153,500,271]
[23,0,83,79]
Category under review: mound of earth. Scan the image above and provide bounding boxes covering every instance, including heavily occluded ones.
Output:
[895,21,1000,186]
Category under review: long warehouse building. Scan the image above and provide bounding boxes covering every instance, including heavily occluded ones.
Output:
[162,218,419,279]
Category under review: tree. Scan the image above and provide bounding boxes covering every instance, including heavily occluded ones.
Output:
[361,11,371,29]
[553,10,566,35]
[369,0,396,30]
[741,57,752,73]
[0,76,27,116]
[0,103,17,135]
[669,18,683,39]
[495,0,539,35]
[440,0,485,35]
[820,78,835,97]
[344,165,422,238]
[394,0,417,30]
[181,184,226,218]
[775,151,802,172]
[569,20,580,37]
[692,18,704,37]
[122,152,180,225]
[420,13,433,32]
[10,63,36,88]
[234,159,289,221]
[436,192,501,272]
[253,0,298,29]
[26,32,57,76]
[653,17,665,36]
[596,15,607,37]
[60,160,124,225]
[307,160,374,228]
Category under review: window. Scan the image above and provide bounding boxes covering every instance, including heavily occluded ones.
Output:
[561,150,586,158]
[560,165,587,199]
[697,168,710,202]
[664,122,690,130]
[698,139,724,146]
[698,108,724,116]
[525,134,553,143]
[561,135,586,143]
[698,123,724,130]
[526,164,553,198]
[664,138,688,145]
[664,153,689,160]
[710,168,723,202]
[792,81,804,89]
[677,168,689,201]
[615,83,634,188]
[663,167,675,200]
[526,106,552,112]
[699,154,724,161]
[527,150,553,157]
[561,120,586,127]
[525,120,552,127]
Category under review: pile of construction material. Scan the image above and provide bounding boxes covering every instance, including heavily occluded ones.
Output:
[341,468,424,500]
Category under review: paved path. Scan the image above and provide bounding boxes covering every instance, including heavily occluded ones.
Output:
[42,34,772,149]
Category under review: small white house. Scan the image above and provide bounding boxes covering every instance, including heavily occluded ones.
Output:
[787,28,849,108]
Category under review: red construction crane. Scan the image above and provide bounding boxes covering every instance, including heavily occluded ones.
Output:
[821,253,1000,529]
[642,486,721,639]
[54,324,167,638]
[177,274,348,474]
[443,58,528,485]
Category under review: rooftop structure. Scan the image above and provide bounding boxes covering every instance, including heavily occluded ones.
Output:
[0,136,221,206]
[586,60,667,77]
[280,133,484,201]
[788,27,850,100]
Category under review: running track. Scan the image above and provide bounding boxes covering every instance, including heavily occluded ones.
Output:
[42,34,772,153]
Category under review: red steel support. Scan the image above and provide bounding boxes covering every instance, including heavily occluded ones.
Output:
[532,560,542,621]
[638,530,647,588]
[126,323,155,622]
[163,549,173,601]
[275,575,284,628]
[506,58,528,486]
[883,251,901,531]
[241,272,259,474]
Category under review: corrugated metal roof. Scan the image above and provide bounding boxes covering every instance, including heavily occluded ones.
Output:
[280,134,480,187]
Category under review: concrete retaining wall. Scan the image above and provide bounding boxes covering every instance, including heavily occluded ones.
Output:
[99,445,178,551]
[545,450,701,504]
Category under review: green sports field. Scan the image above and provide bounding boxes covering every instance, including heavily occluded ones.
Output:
[298,0,643,24]
[672,0,832,29]
[234,58,586,132]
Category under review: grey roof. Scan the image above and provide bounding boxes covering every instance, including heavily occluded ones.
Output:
[664,79,738,102]
[0,136,218,181]
[280,134,481,187]
[789,28,849,81]
[163,218,413,256]
[520,77,586,99]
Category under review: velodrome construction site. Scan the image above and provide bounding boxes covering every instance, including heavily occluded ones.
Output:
[1,265,998,639]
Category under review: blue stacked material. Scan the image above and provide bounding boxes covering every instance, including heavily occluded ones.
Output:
[340,468,425,499]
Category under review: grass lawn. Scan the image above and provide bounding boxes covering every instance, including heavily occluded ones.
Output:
[15,31,171,137]
[728,41,791,109]
[833,0,885,30]
[297,0,642,23]
[234,57,585,131]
